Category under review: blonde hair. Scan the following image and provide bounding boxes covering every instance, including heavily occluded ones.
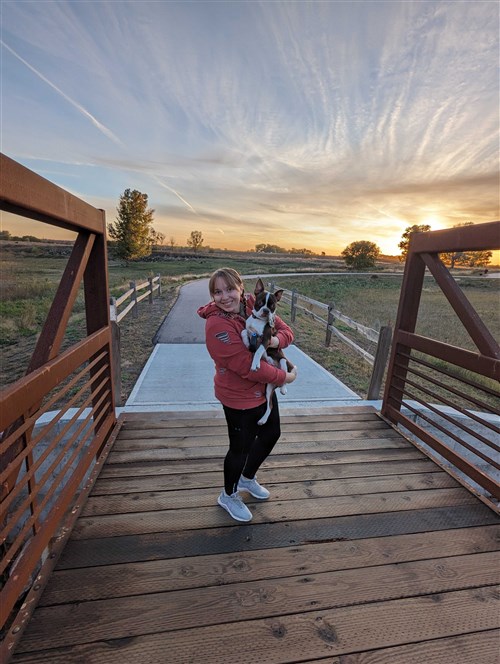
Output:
[208,267,244,296]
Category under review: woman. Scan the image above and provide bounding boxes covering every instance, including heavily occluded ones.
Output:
[197,268,297,522]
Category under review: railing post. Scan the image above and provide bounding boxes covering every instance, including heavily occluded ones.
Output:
[109,297,122,407]
[130,280,138,317]
[291,289,297,323]
[148,276,154,304]
[325,303,335,347]
[367,325,392,400]
[157,273,162,297]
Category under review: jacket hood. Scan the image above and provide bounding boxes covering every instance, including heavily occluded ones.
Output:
[197,301,220,320]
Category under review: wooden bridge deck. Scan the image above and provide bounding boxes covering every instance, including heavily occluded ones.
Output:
[11,406,500,663]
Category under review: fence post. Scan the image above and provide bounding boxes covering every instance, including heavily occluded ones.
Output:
[148,276,154,304]
[157,273,162,297]
[291,289,297,322]
[325,304,335,346]
[109,297,122,407]
[367,325,393,400]
[130,280,138,317]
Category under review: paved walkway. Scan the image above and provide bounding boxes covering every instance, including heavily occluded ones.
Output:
[124,278,366,413]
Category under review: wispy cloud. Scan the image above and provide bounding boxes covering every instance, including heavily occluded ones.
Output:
[1,39,123,147]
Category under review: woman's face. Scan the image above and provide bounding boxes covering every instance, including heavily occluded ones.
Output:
[212,276,243,314]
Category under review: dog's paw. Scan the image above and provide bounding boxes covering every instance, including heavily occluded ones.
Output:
[251,358,261,371]
[280,385,287,395]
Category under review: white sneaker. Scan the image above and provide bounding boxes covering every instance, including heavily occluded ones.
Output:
[217,490,253,522]
[237,475,270,500]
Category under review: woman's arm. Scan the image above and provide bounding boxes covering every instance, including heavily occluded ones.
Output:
[206,318,288,385]
[271,315,294,350]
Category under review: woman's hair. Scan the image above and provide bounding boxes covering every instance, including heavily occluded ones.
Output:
[208,267,244,296]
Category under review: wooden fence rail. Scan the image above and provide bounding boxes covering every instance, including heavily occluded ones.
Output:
[269,283,392,400]
[109,275,161,406]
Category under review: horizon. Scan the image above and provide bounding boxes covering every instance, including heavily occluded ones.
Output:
[2,1,499,256]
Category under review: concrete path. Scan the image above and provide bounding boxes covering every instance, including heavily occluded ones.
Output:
[124,277,363,413]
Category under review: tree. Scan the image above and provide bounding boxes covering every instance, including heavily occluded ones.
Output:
[169,236,176,250]
[108,189,155,261]
[255,243,287,253]
[187,230,204,252]
[441,222,492,268]
[341,241,381,269]
[398,224,431,262]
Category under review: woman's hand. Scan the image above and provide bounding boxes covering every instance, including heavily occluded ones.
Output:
[269,336,280,349]
[284,366,298,384]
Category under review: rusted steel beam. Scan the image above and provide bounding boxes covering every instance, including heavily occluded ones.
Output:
[396,331,500,380]
[0,328,109,430]
[83,228,116,432]
[411,220,499,253]
[381,252,426,418]
[421,252,499,357]
[0,153,105,234]
[27,232,96,373]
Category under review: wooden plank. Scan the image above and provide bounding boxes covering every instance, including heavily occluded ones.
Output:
[40,525,500,604]
[96,457,435,484]
[113,427,398,448]
[103,447,425,472]
[107,437,409,463]
[120,410,381,431]
[83,472,458,515]
[316,630,500,664]
[13,585,500,661]
[71,488,477,539]
[57,503,500,568]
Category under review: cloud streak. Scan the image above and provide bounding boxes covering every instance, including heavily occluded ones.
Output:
[1,39,123,147]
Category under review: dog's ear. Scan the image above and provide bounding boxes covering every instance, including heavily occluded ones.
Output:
[274,289,284,302]
[254,278,265,295]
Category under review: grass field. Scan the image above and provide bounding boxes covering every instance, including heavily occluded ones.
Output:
[1,245,498,404]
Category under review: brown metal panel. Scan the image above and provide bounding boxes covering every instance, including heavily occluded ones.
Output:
[421,252,499,357]
[411,220,499,253]
[385,403,500,500]
[397,331,500,380]
[0,328,109,430]
[0,411,115,630]
[0,153,105,234]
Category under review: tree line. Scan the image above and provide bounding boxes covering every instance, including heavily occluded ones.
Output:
[5,187,491,269]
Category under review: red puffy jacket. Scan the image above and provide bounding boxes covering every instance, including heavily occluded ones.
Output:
[197,294,294,409]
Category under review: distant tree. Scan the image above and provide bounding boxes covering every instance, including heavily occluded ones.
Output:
[441,222,492,268]
[341,241,381,269]
[151,230,165,247]
[255,243,287,253]
[289,248,315,256]
[398,224,432,262]
[0,230,11,240]
[169,236,176,250]
[187,230,204,252]
[108,189,156,261]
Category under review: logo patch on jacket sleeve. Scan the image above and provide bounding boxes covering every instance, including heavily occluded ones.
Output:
[215,331,231,344]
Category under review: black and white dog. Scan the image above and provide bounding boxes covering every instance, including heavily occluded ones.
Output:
[241,278,295,425]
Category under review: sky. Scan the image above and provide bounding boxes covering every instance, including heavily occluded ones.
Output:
[1,0,499,256]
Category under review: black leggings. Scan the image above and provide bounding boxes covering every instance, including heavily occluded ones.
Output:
[222,393,281,495]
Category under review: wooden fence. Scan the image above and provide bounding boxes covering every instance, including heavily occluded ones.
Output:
[269,283,392,400]
[109,275,161,406]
